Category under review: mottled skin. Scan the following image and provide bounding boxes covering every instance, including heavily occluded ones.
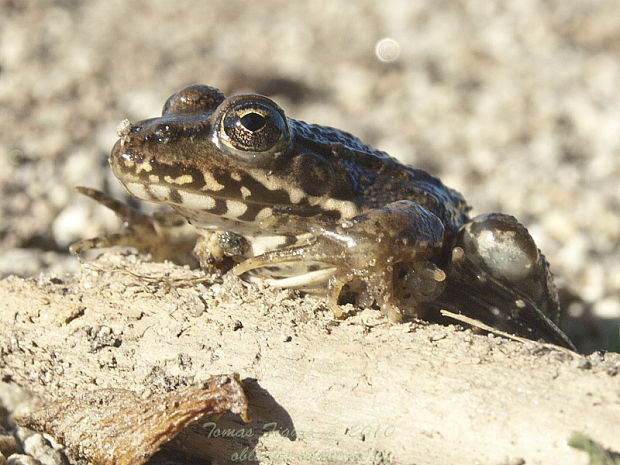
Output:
[72,84,574,349]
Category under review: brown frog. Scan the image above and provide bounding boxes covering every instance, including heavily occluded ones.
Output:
[72,84,575,350]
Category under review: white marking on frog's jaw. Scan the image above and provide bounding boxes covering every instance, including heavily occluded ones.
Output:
[317,198,359,219]
[240,186,252,199]
[225,200,248,218]
[124,159,152,174]
[149,184,172,201]
[148,174,160,183]
[288,187,305,204]
[125,182,149,201]
[256,207,273,221]
[202,171,225,191]
[230,172,242,182]
[248,172,304,204]
[179,191,216,210]
[164,174,194,185]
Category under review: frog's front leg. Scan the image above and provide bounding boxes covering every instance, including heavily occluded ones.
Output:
[233,201,447,322]
[440,213,575,349]
[70,187,197,265]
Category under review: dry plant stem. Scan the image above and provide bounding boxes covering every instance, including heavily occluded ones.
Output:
[16,375,249,465]
[440,309,576,354]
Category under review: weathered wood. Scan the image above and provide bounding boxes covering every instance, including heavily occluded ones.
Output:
[1,254,618,465]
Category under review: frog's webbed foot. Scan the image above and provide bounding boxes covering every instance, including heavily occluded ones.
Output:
[440,213,575,349]
[234,200,447,322]
[70,187,197,265]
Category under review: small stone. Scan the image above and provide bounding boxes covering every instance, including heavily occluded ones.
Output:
[40,436,61,453]
[23,434,68,465]
[51,203,92,248]
[87,326,122,352]
[7,454,42,465]
[280,334,292,342]
[13,428,33,446]
[0,434,20,458]
[571,357,592,370]
[505,457,525,465]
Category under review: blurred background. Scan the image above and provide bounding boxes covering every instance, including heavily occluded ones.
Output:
[1,0,618,352]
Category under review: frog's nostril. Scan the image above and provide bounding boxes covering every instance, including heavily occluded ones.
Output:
[240,112,266,132]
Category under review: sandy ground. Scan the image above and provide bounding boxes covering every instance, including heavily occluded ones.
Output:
[1,1,620,464]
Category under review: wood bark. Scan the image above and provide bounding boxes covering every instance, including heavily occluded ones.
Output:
[0,254,618,465]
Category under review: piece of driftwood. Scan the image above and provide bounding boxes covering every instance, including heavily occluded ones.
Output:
[0,254,619,465]
[17,375,248,465]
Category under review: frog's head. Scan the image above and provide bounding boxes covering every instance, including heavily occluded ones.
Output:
[110,84,359,227]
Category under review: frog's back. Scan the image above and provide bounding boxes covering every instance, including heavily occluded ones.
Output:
[290,119,470,233]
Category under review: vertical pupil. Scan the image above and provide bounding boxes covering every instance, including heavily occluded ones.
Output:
[240,112,266,132]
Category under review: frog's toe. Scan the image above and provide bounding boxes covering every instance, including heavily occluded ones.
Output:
[232,246,338,290]
[75,186,155,229]
[397,261,446,306]
[70,233,129,255]
[326,275,346,319]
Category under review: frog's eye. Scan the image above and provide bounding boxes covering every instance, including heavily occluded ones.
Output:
[162,85,225,115]
[213,95,291,161]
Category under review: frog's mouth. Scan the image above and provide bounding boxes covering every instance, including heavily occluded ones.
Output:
[110,140,359,225]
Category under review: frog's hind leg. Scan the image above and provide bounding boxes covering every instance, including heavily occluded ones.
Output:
[232,244,347,313]
[233,243,424,322]
[233,244,337,289]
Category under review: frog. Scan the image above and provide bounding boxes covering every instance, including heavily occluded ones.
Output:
[71,84,575,350]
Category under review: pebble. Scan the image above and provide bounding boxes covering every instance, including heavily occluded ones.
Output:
[0,435,19,458]
[571,358,592,370]
[23,434,68,465]
[6,455,42,465]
